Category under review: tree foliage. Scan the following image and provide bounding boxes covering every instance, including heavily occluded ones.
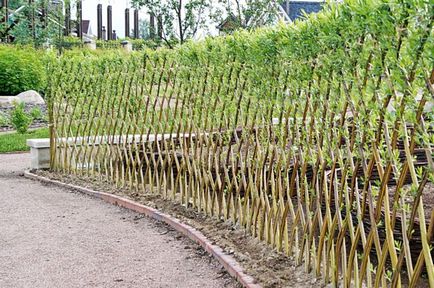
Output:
[0,45,46,95]
[1,0,64,46]
[132,0,212,47]
[132,0,281,46]
[212,0,279,32]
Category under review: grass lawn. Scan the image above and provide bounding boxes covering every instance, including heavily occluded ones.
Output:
[0,128,49,153]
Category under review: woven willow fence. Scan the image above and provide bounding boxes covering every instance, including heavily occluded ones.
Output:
[48,1,433,287]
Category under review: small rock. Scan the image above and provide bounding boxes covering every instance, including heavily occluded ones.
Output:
[16,90,45,105]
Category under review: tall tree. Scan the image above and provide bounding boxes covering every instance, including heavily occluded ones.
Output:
[213,0,280,31]
[132,0,211,47]
[1,0,66,46]
[138,19,150,40]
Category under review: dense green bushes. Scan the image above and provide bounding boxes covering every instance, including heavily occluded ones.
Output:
[147,0,432,81]
[55,36,84,50]
[95,39,161,50]
[0,45,46,95]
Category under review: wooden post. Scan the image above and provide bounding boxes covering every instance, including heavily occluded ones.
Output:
[107,5,112,40]
[133,9,139,39]
[76,0,82,39]
[97,4,102,40]
[125,8,130,38]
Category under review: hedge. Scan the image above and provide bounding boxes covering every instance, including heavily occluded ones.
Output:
[0,45,47,96]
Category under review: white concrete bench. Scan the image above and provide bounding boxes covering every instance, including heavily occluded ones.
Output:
[27,138,51,169]
[26,133,201,170]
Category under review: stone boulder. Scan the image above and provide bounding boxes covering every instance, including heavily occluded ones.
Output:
[16,90,45,105]
[0,96,20,107]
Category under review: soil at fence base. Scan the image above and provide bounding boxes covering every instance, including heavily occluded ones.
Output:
[35,170,325,288]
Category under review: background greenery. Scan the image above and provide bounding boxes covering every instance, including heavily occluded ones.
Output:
[0,128,49,153]
[0,45,47,95]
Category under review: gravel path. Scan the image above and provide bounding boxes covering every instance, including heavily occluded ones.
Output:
[0,153,237,288]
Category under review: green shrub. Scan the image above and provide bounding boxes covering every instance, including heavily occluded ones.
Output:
[130,38,161,50]
[0,45,46,95]
[11,102,32,134]
[96,40,123,50]
[55,36,84,50]
[0,111,10,127]
[30,106,43,120]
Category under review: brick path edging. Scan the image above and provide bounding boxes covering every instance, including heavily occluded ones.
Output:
[24,170,261,288]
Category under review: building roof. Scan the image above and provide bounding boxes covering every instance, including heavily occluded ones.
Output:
[280,0,324,21]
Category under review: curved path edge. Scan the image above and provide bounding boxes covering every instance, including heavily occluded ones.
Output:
[24,170,261,288]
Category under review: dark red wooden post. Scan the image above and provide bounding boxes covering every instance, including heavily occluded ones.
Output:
[97,4,102,40]
[76,0,82,39]
[133,9,139,39]
[125,8,130,38]
[107,5,112,40]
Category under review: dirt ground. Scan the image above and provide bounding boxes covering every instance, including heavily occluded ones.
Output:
[0,153,238,288]
[35,170,324,288]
